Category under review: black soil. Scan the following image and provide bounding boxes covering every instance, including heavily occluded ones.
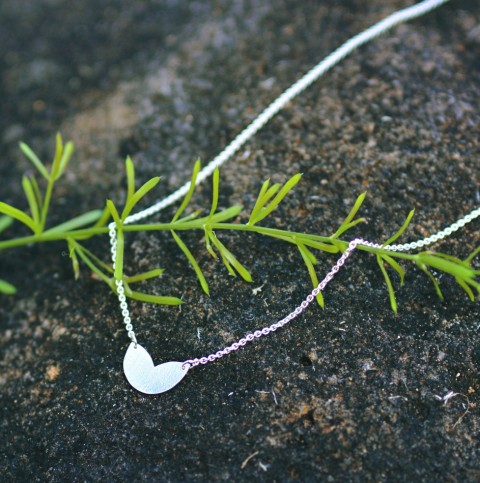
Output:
[1,1,479,481]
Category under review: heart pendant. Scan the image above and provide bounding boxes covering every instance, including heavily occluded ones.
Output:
[123,343,189,394]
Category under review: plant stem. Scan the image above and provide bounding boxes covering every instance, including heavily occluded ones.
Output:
[0,217,447,265]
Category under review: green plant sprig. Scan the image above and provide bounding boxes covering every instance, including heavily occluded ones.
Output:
[1,136,479,312]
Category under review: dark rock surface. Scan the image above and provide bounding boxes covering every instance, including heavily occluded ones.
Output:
[1,0,479,481]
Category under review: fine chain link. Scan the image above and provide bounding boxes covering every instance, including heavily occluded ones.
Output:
[183,238,367,368]
[182,222,480,368]
[113,205,480,347]
[109,223,137,345]
[108,0,480,358]
[384,206,480,251]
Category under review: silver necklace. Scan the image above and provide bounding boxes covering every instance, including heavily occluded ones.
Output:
[108,0,480,394]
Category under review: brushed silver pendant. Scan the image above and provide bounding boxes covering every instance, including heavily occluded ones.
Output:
[123,343,189,394]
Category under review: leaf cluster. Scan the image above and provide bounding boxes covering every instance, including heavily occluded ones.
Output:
[1,135,479,314]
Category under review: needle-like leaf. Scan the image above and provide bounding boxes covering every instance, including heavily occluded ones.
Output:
[206,228,252,281]
[0,279,17,295]
[418,264,444,300]
[455,277,476,301]
[297,241,324,307]
[171,230,209,295]
[465,246,480,265]
[172,159,201,223]
[377,254,398,313]
[125,269,164,284]
[121,177,161,221]
[57,140,74,180]
[126,289,183,306]
[73,242,112,286]
[208,168,220,220]
[29,177,43,212]
[44,210,104,235]
[125,156,135,203]
[383,209,415,246]
[331,192,367,239]
[67,238,80,280]
[22,176,41,227]
[0,216,14,234]
[381,254,405,286]
[0,202,37,233]
[19,142,50,181]
[248,179,272,225]
[250,174,302,225]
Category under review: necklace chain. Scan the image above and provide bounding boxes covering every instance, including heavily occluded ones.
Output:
[182,207,480,368]
[107,0,480,371]
[123,0,451,224]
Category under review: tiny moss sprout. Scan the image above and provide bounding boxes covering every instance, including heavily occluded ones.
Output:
[0,135,479,311]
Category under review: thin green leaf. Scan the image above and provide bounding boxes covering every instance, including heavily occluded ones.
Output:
[418,264,444,300]
[93,206,112,228]
[19,142,50,181]
[417,253,476,281]
[258,231,339,255]
[248,179,272,225]
[377,254,398,313]
[0,279,17,295]
[67,239,80,280]
[383,209,415,246]
[465,246,480,265]
[297,241,317,264]
[331,217,366,239]
[259,183,281,206]
[298,242,324,307]
[207,229,252,281]
[126,289,183,306]
[427,251,468,267]
[455,277,476,301]
[172,159,201,223]
[251,173,302,225]
[125,156,135,203]
[171,230,209,295]
[114,229,125,282]
[29,176,43,213]
[208,206,243,223]
[51,133,64,180]
[291,235,339,254]
[125,269,164,284]
[331,192,366,239]
[342,192,366,225]
[176,209,203,224]
[205,229,218,259]
[256,179,271,199]
[464,278,480,293]
[72,241,113,274]
[208,168,220,220]
[121,176,161,221]
[44,210,104,235]
[249,181,282,225]
[0,216,14,234]
[107,200,122,227]
[57,141,74,179]
[220,254,236,277]
[0,202,37,233]
[74,243,112,285]
[22,176,41,226]
[381,254,405,286]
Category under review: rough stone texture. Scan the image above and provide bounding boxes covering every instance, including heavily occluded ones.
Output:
[1,0,479,481]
